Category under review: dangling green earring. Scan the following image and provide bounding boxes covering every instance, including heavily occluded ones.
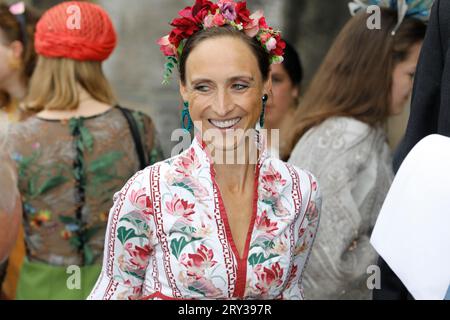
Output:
[181,101,193,132]
[259,94,268,128]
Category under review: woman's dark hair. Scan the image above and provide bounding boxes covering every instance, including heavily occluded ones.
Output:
[0,3,39,80]
[179,25,271,84]
[282,41,303,87]
[0,2,40,108]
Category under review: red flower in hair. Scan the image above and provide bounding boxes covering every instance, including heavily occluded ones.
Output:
[235,2,252,27]
[168,0,218,49]
[169,17,200,49]
[272,34,286,57]
[158,0,286,84]
[192,0,219,24]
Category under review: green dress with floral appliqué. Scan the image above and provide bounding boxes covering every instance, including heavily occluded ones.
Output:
[7,107,164,300]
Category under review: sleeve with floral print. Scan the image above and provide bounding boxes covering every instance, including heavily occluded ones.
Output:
[284,170,321,299]
[88,169,154,300]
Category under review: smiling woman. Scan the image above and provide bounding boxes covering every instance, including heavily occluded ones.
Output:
[89,0,321,301]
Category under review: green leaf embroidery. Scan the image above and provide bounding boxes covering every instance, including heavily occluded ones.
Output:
[36,176,69,196]
[120,212,150,233]
[172,182,195,197]
[117,226,147,245]
[250,236,274,250]
[88,151,124,174]
[79,126,94,153]
[124,270,145,281]
[170,236,202,260]
[188,286,206,297]
[28,176,38,197]
[248,252,279,267]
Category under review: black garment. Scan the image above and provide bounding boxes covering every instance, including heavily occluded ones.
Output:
[394,0,450,171]
[374,0,450,300]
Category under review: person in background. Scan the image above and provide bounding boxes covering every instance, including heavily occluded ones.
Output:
[263,41,303,160]
[287,1,429,300]
[0,156,21,267]
[0,1,38,121]
[6,1,163,300]
[374,0,450,300]
[0,1,40,300]
[0,117,21,273]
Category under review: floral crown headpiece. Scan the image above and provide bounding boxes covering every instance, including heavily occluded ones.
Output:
[348,0,433,36]
[157,0,286,84]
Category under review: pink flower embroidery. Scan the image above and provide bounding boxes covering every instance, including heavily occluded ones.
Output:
[180,244,217,279]
[261,163,287,200]
[254,262,284,296]
[123,280,143,300]
[306,200,319,222]
[125,243,153,271]
[284,265,298,290]
[166,194,195,221]
[129,187,153,216]
[175,147,202,177]
[255,210,278,236]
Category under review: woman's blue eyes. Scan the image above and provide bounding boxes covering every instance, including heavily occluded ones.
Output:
[195,85,209,92]
[232,84,248,91]
[194,84,248,92]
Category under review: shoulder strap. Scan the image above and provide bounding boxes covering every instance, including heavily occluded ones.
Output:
[116,105,147,170]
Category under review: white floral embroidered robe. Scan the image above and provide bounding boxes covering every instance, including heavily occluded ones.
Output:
[89,137,321,300]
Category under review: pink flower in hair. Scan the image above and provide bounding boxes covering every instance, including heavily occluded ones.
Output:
[204,12,226,27]
[218,0,237,21]
[265,37,277,51]
[244,10,267,37]
[157,35,177,56]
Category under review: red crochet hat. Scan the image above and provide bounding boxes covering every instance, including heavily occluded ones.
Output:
[34,1,117,62]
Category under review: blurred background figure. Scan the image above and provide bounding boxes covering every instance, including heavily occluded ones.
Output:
[0,115,21,282]
[0,1,38,121]
[287,2,429,300]
[263,41,303,159]
[5,1,163,300]
[0,1,39,300]
[0,150,21,269]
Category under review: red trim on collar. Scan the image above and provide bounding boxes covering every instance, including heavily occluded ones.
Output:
[210,160,262,299]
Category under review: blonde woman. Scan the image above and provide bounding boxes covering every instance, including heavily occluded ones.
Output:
[6,2,163,299]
